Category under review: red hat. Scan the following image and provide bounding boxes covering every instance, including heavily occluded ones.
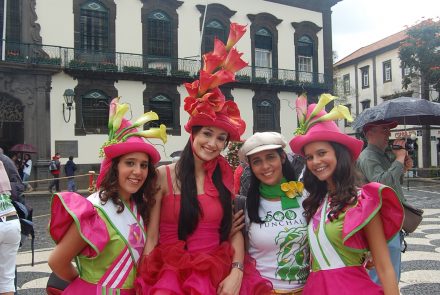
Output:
[363,120,398,133]
[96,98,167,188]
[289,94,363,160]
[183,23,248,141]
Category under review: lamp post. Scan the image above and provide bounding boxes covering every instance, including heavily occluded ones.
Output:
[63,89,75,123]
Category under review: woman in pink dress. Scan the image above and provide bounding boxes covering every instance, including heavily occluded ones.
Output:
[135,23,272,295]
[289,94,404,295]
[47,98,167,294]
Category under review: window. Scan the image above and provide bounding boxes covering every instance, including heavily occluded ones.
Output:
[80,1,109,52]
[255,100,275,132]
[403,66,411,77]
[297,35,313,82]
[147,11,171,57]
[361,100,370,111]
[81,90,110,134]
[360,67,369,88]
[383,60,392,82]
[255,28,272,78]
[203,20,226,53]
[149,95,174,129]
[344,104,351,127]
[343,74,350,95]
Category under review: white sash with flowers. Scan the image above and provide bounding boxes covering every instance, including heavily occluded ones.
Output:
[88,192,146,290]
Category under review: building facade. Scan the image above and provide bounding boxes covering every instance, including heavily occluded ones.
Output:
[334,29,440,168]
[0,0,340,187]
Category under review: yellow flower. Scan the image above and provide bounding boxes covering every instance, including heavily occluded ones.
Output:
[308,93,337,120]
[132,111,159,128]
[280,181,304,198]
[315,104,354,123]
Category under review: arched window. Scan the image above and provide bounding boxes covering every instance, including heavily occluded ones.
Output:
[150,95,173,128]
[147,11,171,57]
[80,1,109,52]
[203,20,226,53]
[255,28,272,68]
[297,35,313,82]
[81,90,110,133]
[255,99,275,131]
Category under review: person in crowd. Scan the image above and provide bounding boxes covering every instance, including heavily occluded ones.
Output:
[0,160,21,295]
[238,132,308,294]
[64,156,77,192]
[47,97,167,294]
[289,94,404,295]
[357,120,413,283]
[48,153,61,193]
[22,154,33,192]
[136,23,272,295]
[0,149,24,204]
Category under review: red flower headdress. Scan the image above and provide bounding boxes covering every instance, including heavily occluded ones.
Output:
[184,23,247,141]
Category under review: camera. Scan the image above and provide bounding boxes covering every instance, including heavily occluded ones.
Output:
[391,142,414,152]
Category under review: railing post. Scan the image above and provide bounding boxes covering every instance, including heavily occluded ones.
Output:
[88,171,96,193]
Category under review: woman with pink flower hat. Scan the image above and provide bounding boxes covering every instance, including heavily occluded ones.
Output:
[289,94,403,295]
[47,97,167,295]
[135,23,272,295]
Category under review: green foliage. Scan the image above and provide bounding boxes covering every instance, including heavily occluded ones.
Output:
[399,18,440,93]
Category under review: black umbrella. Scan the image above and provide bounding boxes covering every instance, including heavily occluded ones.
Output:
[352,97,440,132]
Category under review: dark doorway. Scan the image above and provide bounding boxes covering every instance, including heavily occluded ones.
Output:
[0,94,24,155]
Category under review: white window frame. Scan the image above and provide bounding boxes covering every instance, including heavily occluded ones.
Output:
[298,55,313,82]
[255,48,272,78]
[384,61,392,82]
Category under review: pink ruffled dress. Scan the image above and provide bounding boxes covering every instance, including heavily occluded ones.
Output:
[135,166,272,295]
[303,182,404,295]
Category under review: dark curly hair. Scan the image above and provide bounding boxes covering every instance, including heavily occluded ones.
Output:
[98,155,158,224]
[302,142,361,223]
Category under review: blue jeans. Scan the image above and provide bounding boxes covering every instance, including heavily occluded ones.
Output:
[369,231,402,283]
[67,178,76,192]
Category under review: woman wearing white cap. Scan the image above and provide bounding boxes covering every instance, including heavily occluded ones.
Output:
[239,132,309,295]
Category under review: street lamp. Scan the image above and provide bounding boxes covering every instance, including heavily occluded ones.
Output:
[63,89,75,123]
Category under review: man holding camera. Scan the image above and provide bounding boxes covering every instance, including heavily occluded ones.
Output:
[357,120,413,284]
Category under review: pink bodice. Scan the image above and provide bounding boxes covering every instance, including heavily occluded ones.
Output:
[159,166,223,252]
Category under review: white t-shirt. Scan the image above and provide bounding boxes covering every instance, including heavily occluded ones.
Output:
[247,197,309,290]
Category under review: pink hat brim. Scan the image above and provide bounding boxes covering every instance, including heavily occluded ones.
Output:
[103,141,161,164]
[290,130,364,160]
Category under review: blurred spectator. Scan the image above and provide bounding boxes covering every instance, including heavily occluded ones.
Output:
[23,153,33,192]
[0,148,25,204]
[64,156,77,192]
[48,153,61,193]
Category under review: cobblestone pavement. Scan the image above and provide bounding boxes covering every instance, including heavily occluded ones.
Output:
[14,180,440,294]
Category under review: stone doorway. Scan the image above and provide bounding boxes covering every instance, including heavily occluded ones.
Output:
[0,94,24,155]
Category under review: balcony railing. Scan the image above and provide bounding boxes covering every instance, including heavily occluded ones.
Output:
[1,40,330,88]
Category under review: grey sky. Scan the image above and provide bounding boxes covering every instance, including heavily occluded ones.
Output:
[332,0,439,61]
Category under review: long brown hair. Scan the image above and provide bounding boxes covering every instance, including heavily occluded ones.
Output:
[98,155,158,224]
[302,142,361,223]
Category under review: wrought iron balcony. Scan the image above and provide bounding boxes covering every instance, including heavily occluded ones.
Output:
[0,40,331,89]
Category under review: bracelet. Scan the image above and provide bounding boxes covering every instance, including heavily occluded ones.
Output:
[231,261,244,272]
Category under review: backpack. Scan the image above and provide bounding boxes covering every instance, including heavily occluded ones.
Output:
[49,160,58,171]
[12,200,35,266]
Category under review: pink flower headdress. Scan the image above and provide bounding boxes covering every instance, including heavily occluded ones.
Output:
[290,93,364,160]
[96,97,168,188]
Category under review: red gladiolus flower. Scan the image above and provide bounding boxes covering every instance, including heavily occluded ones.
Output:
[203,52,224,74]
[212,38,227,58]
[198,70,217,95]
[223,48,248,73]
[198,87,225,112]
[220,100,246,135]
[226,23,247,50]
[209,69,235,89]
[184,81,200,98]
[184,96,199,115]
